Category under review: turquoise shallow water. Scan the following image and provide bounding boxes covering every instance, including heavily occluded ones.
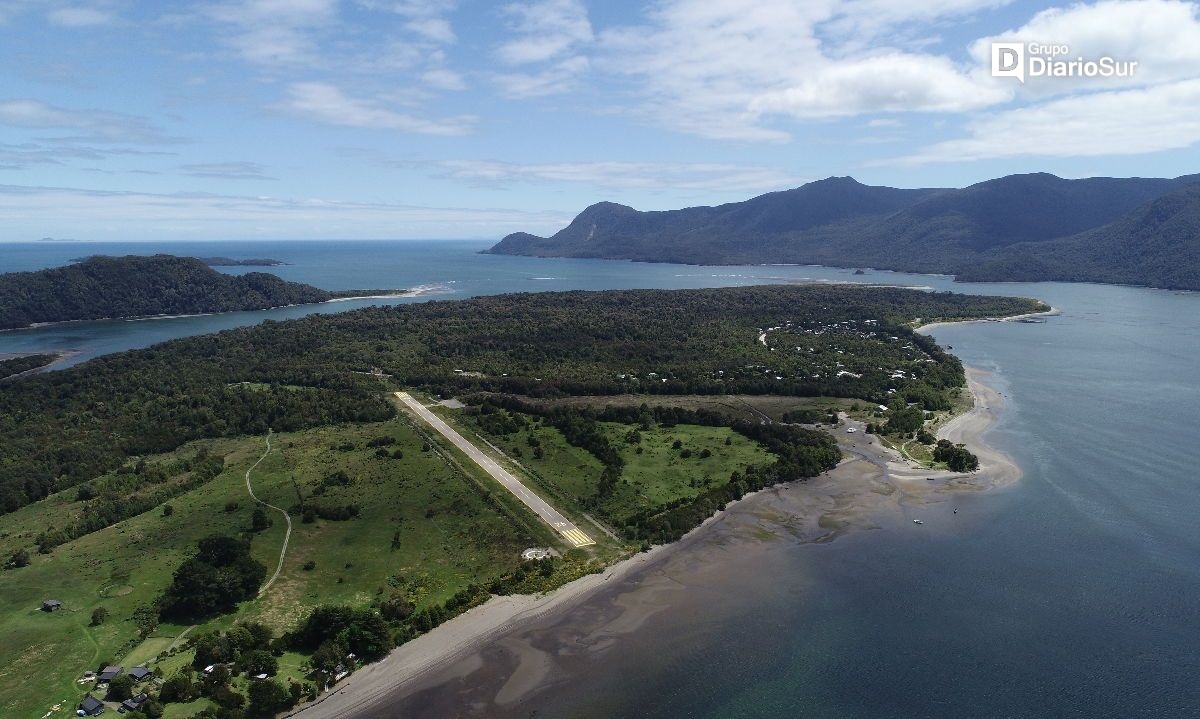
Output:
[2,240,1199,716]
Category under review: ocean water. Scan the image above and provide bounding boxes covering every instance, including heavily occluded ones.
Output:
[1,240,943,367]
[522,282,1200,718]
[2,240,1199,716]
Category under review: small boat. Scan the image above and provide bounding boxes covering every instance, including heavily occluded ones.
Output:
[912,519,924,525]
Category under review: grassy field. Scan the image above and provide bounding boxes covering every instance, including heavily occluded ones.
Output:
[0,392,825,718]
[457,404,775,530]
[597,423,772,526]
[0,415,552,719]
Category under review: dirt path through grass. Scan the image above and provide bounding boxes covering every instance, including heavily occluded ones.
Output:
[245,431,292,597]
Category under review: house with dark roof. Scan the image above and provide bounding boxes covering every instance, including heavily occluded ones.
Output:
[119,692,148,713]
[96,665,123,683]
[41,599,63,612]
[79,694,105,715]
[127,666,152,682]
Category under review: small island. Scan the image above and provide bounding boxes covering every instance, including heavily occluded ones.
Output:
[0,255,409,330]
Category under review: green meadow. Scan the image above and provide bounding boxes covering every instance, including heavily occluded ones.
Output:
[0,413,554,719]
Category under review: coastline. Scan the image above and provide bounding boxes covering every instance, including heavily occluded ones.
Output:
[0,284,449,334]
[0,349,80,379]
[292,365,1020,718]
[915,306,1060,334]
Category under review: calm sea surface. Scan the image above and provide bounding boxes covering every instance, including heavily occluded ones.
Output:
[2,240,1198,717]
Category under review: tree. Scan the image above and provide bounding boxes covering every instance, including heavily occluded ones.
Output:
[90,607,109,626]
[240,649,278,677]
[159,675,195,703]
[251,508,272,532]
[107,673,134,701]
[247,678,293,718]
[310,639,346,673]
[162,504,174,517]
[8,547,30,568]
[160,535,266,621]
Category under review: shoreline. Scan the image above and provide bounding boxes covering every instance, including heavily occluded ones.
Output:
[0,284,450,334]
[292,364,1019,718]
[0,349,81,379]
[915,306,1060,334]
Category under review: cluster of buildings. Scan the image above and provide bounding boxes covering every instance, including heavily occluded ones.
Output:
[77,665,155,716]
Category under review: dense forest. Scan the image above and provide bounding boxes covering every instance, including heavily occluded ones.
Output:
[0,284,1044,513]
[0,255,391,330]
[487,172,1200,291]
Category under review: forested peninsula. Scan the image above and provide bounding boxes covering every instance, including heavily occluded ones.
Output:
[0,255,399,330]
[0,284,1045,513]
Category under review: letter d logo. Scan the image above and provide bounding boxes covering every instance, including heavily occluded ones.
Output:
[991,42,1025,83]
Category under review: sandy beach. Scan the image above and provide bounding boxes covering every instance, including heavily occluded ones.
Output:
[292,365,1020,719]
[915,306,1060,334]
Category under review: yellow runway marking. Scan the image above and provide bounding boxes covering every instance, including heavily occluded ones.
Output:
[562,529,595,547]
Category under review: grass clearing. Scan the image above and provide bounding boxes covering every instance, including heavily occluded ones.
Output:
[0,416,543,719]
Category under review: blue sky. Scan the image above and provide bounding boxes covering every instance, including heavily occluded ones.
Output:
[2,0,1200,241]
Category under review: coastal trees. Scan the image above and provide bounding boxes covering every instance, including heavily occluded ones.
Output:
[934,441,979,472]
[291,605,393,661]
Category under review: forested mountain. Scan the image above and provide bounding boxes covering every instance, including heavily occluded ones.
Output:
[486,173,1200,290]
[0,284,1045,513]
[957,185,1200,287]
[0,255,346,329]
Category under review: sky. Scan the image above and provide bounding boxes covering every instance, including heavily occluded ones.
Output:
[2,0,1200,241]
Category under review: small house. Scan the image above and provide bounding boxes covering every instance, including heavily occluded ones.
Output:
[97,665,123,683]
[42,599,63,612]
[79,694,105,715]
[127,666,152,682]
[119,693,147,712]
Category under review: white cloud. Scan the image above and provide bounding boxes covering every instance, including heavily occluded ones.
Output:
[496,0,592,64]
[888,78,1200,164]
[421,68,466,90]
[47,6,115,27]
[970,0,1200,95]
[494,0,592,97]
[435,159,805,193]
[494,56,589,98]
[823,0,1011,47]
[0,183,569,240]
[180,161,276,180]
[206,0,337,67]
[596,0,1014,140]
[0,99,175,144]
[283,81,474,135]
[749,52,1009,118]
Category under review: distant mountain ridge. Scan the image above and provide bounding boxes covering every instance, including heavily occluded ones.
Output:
[0,255,361,330]
[486,173,1200,290]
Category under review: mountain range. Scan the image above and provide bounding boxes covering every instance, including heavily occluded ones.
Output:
[486,173,1200,290]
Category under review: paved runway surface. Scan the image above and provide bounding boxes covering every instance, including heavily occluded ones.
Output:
[395,392,594,547]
